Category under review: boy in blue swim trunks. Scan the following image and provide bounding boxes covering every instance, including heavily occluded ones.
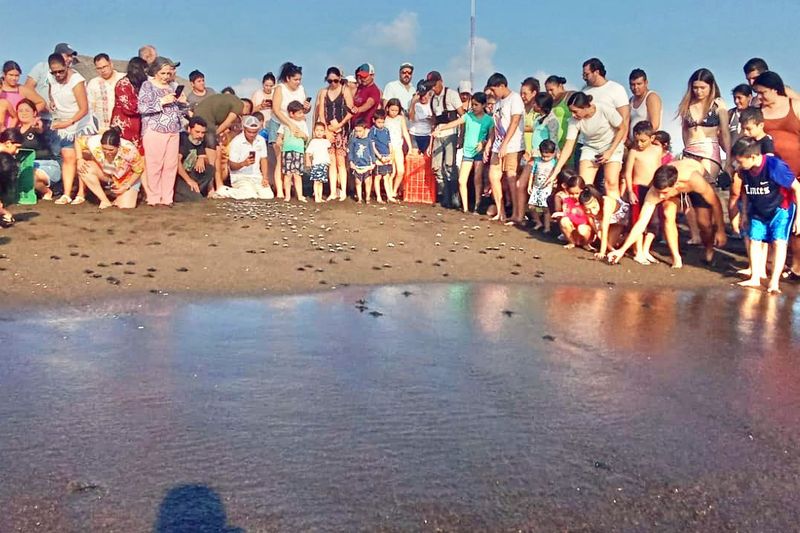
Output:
[733,136,800,293]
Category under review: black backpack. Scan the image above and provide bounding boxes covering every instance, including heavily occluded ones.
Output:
[431,87,460,125]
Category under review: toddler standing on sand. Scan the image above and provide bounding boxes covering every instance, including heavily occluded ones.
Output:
[348,119,375,203]
[305,122,331,203]
[527,139,558,232]
[370,109,394,203]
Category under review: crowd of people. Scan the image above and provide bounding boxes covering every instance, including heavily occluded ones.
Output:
[1,43,799,293]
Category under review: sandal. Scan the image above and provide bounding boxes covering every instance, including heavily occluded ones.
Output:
[42,189,53,201]
[0,213,15,228]
[55,195,72,205]
[71,196,86,206]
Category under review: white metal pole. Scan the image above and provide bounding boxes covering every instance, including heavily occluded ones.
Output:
[470,0,476,90]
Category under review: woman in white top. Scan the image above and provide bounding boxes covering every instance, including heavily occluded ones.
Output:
[48,53,95,205]
[628,69,662,142]
[550,92,626,197]
[268,62,312,198]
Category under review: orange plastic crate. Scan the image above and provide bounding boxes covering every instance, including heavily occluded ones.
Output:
[403,153,436,204]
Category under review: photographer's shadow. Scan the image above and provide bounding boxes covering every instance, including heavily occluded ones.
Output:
[154,484,244,533]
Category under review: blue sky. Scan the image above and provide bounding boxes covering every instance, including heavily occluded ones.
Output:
[3,0,799,143]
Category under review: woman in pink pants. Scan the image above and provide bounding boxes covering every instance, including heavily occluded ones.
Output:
[138,57,187,206]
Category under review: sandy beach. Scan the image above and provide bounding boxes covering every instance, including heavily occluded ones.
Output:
[0,198,762,308]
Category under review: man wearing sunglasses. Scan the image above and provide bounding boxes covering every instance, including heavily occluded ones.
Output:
[382,62,415,112]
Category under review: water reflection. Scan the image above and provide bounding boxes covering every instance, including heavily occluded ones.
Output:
[1,284,799,531]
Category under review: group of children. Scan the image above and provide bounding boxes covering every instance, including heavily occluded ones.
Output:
[267,101,408,204]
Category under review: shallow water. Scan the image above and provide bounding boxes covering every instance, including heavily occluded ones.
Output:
[1,283,800,531]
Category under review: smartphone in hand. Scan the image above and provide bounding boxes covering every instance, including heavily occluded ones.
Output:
[175,85,185,97]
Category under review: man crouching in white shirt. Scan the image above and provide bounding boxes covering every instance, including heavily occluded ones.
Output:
[216,115,274,199]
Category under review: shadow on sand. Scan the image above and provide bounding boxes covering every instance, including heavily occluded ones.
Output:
[154,484,243,533]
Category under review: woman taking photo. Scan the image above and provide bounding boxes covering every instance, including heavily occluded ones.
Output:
[48,53,95,205]
[315,66,353,201]
[250,72,276,126]
[549,92,625,196]
[138,56,187,206]
[111,57,148,152]
[76,127,144,209]
[268,62,312,199]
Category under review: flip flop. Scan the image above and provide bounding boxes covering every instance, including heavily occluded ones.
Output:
[55,195,72,205]
[70,196,86,206]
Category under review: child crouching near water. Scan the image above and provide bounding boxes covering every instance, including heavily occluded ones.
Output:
[305,122,332,203]
[552,171,593,249]
[527,139,558,232]
[277,100,309,202]
[580,184,631,259]
[733,136,800,294]
[348,119,375,203]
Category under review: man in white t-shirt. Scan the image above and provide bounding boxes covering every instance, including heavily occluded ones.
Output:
[486,72,525,223]
[581,58,630,139]
[427,70,465,209]
[217,115,273,200]
[86,53,124,132]
[382,62,415,112]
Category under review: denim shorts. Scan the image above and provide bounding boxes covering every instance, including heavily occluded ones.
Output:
[34,160,62,184]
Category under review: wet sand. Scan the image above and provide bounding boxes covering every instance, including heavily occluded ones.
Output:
[0,198,767,309]
[1,284,799,531]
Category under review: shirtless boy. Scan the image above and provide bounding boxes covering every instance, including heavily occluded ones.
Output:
[607,158,727,268]
[623,121,663,264]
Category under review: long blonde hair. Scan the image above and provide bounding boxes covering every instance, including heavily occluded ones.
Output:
[677,68,721,119]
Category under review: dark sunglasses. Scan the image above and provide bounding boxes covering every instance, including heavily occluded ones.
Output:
[50,69,67,75]
[327,78,341,84]
[400,70,413,75]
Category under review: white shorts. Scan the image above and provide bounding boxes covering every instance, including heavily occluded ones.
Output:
[579,143,624,164]
[217,175,274,200]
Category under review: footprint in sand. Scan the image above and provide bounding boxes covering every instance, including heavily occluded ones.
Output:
[176,267,189,272]
[147,267,157,273]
